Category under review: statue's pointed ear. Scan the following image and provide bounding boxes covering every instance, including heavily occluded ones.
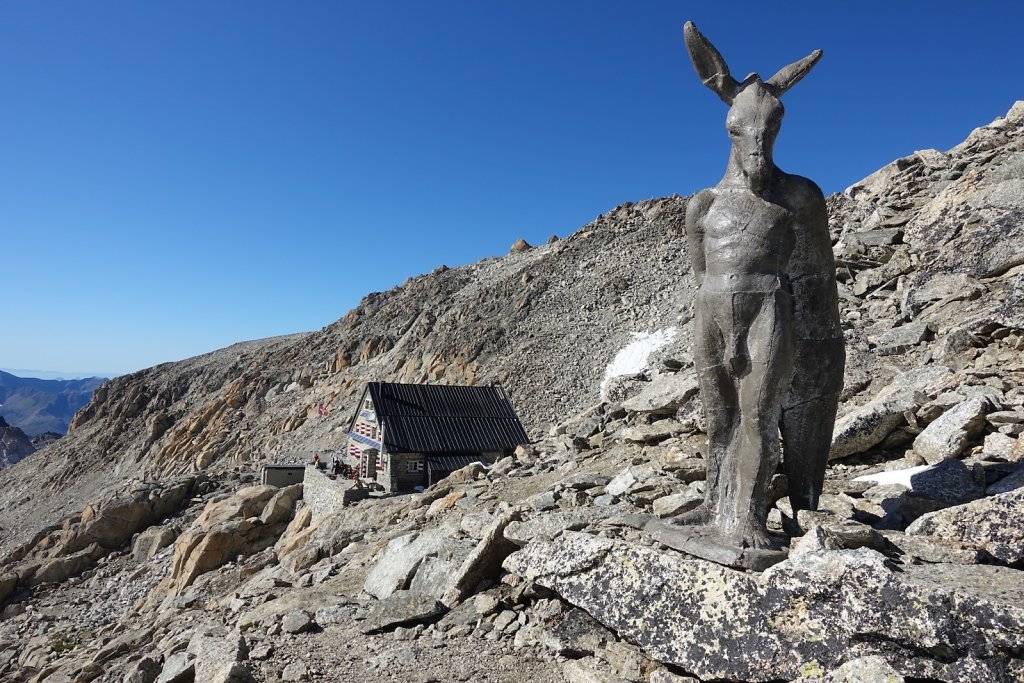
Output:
[765,49,823,97]
[683,21,739,105]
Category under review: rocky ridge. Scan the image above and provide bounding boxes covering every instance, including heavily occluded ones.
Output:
[0,102,1021,682]
[0,417,35,470]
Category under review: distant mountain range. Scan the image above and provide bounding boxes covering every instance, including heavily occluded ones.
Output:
[0,368,116,380]
[0,370,107,436]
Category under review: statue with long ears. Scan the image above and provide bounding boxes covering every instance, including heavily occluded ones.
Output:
[654,22,844,562]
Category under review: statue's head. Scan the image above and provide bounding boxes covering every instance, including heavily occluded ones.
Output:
[683,21,821,192]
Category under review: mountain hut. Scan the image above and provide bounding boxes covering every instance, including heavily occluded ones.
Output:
[345,382,530,493]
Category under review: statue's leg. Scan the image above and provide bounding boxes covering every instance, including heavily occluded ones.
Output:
[717,289,793,548]
[781,336,845,513]
[668,288,735,526]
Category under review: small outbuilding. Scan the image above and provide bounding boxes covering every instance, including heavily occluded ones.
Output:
[346,382,530,493]
[260,464,306,487]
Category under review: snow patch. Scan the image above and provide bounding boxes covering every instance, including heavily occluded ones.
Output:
[600,327,678,396]
[852,464,934,488]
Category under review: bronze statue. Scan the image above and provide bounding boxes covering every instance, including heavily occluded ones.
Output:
[648,22,844,568]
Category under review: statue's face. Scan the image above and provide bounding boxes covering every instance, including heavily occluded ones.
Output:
[725,82,784,192]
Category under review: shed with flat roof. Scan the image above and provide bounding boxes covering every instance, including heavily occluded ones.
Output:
[260,464,306,487]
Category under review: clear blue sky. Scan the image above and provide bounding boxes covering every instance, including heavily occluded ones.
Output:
[1,1,1021,377]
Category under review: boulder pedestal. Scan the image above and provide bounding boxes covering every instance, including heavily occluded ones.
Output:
[503,531,1024,682]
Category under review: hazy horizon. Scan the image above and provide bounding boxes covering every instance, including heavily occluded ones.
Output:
[1,368,114,381]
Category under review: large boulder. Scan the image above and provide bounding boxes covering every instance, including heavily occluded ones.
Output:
[906,486,1024,565]
[132,525,179,561]
[868,322,930,356]
[652,488,704,518]
[408,555,459,598]
[0,477,196,595]
[504,506,627,546]
[44,476,194,558]
[195,485,278,528]
[621,373,700,415]
[504,532,1024,681]
[441,509,519,606]
[155,626,252,683]
[170,521,256,591]
[852,460,985,527]
[605,465,656,497]
[830,367,951,460]
[165,485,299,593]
[913,398,990,464]
[259,484,303,525]
[363,527,455,600]
[360,591,446,634]
[274,506,313,557]
[27,542,106,586]
[852,460,983,506]
[0,572,17,603]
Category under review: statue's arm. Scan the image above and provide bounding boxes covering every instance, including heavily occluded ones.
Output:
[800,180,829,251]
[785,175,833,279]
[685,190,713,287]
[784,174,844,338]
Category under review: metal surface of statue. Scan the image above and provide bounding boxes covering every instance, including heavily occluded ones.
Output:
[647,22,844,570]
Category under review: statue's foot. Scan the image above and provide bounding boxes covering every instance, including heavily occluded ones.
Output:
[664,502,712,527]
[780,512,802,538]
[727,518,781,550]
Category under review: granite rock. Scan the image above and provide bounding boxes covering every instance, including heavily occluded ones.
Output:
[913,398,989,464]
[505,507,624,546]
[906,486,1024,564]
[441,509,519,606]
[819,655,905,682]
[621,373,700,416]
[504,532,1024,681]
[360,591,446,634]
[869,322,930,355]
[281,610,313,634]
[362,527,454,600]
[830,367,951,459]
[651,488,703,518]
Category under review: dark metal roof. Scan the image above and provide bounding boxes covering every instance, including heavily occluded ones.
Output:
[365,382,529,454]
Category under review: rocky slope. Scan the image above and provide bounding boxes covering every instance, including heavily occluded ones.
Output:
[0,101,1021,682]
[0,372,107,438]
[0,197,696,554]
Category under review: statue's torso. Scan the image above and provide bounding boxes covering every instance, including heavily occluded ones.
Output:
[698,187,795,289]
